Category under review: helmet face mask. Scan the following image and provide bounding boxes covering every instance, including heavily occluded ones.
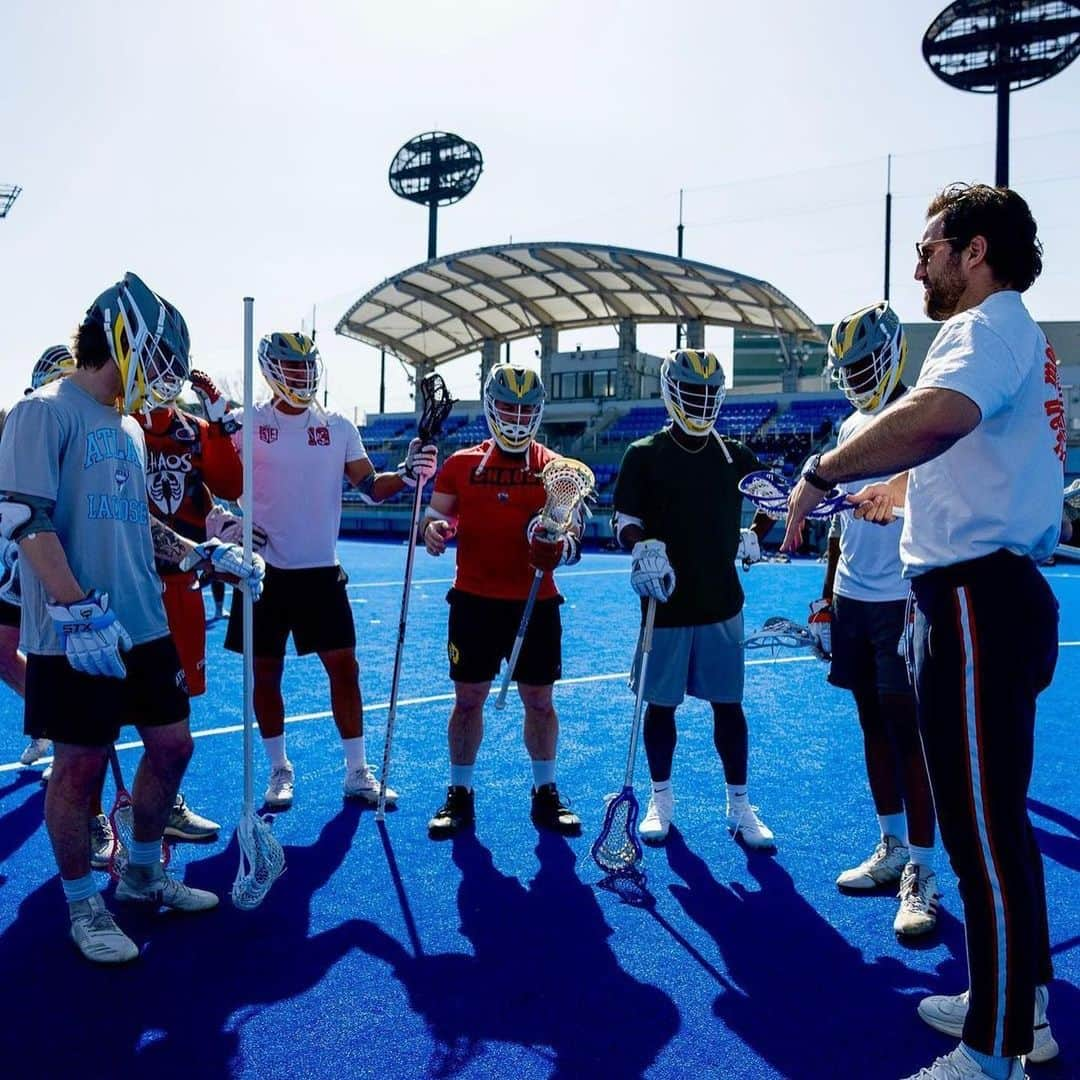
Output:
[827,301,906,415]
[661,349,726,436]
[87,272,190,415]
[30,345,75,391]
[258,333,322,407]
[483,363,545,452]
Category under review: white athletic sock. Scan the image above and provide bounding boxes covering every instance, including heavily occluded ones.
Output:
[907,844,935,870]
[726,784,748,811]
[531,759,557,789]
[449,763,475,791]
[651,780,672,796]
[263,735,288,768]
[342,736,367,771]
[877,812,907,843]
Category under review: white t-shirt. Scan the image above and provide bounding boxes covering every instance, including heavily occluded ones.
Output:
[233,403,366,569]
[901,290,1065,576]
[833,396,909,603]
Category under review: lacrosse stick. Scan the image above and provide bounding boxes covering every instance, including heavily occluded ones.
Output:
[494,457,595,710]
[591,596,657,877]
[376,372,456,821]
[232,296,284,911]
[743,615,824,658]
[739,470,905,521]
[106,745,172,880]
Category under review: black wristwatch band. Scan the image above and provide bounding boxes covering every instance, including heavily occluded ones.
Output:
[801,453,832,492]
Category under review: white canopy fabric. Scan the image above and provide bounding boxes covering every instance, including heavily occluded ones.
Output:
[336,242,823,366]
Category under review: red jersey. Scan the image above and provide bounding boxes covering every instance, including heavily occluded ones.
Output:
[435,439,560,602]
[139,407,243,547]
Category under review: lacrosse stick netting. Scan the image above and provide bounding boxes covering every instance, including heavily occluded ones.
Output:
[495,457,595,710]
[743,616,822,657]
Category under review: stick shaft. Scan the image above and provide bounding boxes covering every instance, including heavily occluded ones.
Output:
[241,297,255,816]
[495,569,543,709]
[623,597,657,786]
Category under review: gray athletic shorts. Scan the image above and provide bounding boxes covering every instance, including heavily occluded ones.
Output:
[633,613,745,707]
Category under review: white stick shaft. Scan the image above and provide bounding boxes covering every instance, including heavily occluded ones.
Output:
[495,570,543,710]
[241,297,255,816]
[624,597,656,786]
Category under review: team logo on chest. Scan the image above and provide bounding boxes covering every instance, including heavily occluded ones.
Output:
[259,425,278,444]
[307,426,330,447]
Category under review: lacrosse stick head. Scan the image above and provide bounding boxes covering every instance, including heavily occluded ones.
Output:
[231,811,286,911]
[738,470,850,520]
[590,788,644,877]
[418,372,456,443]
[539,457,594,536]
[1064,479,1080,512]
[743,615,820,657]
[107,798,172,881]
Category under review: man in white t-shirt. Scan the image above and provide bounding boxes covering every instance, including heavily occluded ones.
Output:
[224,332,437,810]
[783,184,1061,1080]
[812,302,938,941]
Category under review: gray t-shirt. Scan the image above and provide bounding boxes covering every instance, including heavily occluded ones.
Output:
[0,378,169,655]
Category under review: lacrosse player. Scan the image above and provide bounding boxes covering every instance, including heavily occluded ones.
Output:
[0,275,261,963]
[815,302,938,939]
[784,184,1060,1079]
[223,332,437,810]
[612,348,775,849]
[422,363,583,838]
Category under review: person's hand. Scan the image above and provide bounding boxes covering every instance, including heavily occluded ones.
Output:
[848,483,899,526]
[736,528,762,570]
[399,438,438,488]
[47,590,132,678]
[630,539,676,601]
[807,598,832,660]
[528,531,565,572]
[180,540,266,600]
[423,519,456,556]
[780,478,828,553]
[189,370,240,435]
[204,504,268,552]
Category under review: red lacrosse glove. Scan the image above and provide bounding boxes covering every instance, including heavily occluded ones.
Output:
[528,532,565,572]
[189,370,240,435]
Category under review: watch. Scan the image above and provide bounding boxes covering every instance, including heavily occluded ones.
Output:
[800,452,833,492]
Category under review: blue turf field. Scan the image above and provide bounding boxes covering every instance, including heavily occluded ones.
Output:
[0,541,1076,1080]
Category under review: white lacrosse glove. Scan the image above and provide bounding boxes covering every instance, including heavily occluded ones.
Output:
[736,528,762,570]
[0,540,21,607]
[630,539,676,602]
[47,590,133,679]
[189,370,240,435]
[398,438,438,489]
[180,539,266,601]
[204,504,268,553]
[807,598,832,660]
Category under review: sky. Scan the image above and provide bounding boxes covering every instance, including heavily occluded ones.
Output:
[3,0,1079,418]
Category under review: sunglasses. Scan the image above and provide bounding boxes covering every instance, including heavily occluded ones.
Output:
[914,237,959,264]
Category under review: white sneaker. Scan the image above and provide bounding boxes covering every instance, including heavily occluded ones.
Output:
[41,764,53,783]
[918,988,1059,1064]
[836,834,909,890]
[726,801,775,849]
[894,863,939,938]
[69,894,138,964]
[902,1046,1026,1079]
[89,814,115,871]
[343,763,398,805]
[115,867,219,912]
[264,762,295,809]
[20,738,51,765]
[639,786,674,844]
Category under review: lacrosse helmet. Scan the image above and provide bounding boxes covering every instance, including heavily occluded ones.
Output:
[483,363,545,452]
[661,349,726,436]
[827,301,906,415]
[85,272,190,414]
[30,345,75,390]
[258,332,323,407]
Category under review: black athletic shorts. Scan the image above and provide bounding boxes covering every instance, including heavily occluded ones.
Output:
[828,594,911,697]
[24,635,190,747]
[447,587,562,686]
[225,564,356,659]
[0,599,19,629]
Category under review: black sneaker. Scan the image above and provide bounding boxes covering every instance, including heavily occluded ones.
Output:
[530,783,582,836]
[428,785,475,839]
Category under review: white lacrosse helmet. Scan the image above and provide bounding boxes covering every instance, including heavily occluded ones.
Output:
[661,349,726,436]
[483,363,545,452]
[30,345,76,391]
[827,301,906,415]
[258,332,323,407]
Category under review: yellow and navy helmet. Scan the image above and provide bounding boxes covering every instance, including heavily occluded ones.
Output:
[483,363,545,452]
[660,349,726,436]
[258,332,323,407]
[86,272,190,414]
[30,345,75,391]
[827,301,906,415]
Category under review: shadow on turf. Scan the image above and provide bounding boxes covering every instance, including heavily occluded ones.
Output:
[0,770,46,876]
[0,803,371,1079]
[348,828,679,1078]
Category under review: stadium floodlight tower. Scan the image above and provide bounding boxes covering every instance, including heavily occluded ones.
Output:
[0,184,22,219]
[923,1,1080,186]
[389,132,483,260]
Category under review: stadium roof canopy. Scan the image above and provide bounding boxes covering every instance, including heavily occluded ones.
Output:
[336,242,823,367]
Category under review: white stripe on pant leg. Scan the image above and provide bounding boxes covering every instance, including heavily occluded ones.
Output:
[957,586,1009,1055]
